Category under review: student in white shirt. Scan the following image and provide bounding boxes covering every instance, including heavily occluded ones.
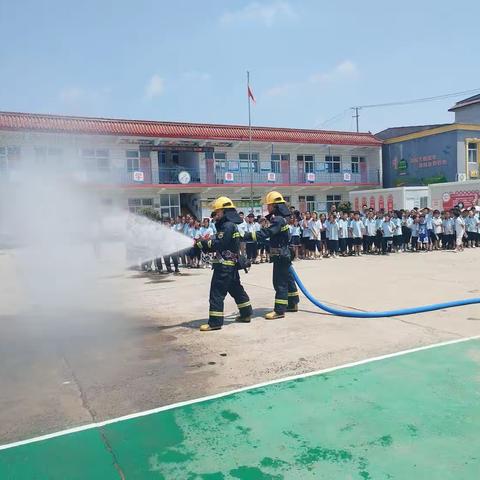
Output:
[466,209,479,248]
[301,212,313,259]
[454,209,466,252]
[237,211,248,256]
[289,217,302,260]
[391,211,403,253]
[310,212,322,259]
[326,214,340,258]
[410,215,420,252]
[350,212,365,256]
[364,212,377,254]
[338,212,349,257]
[442,211,455,250]
[432,210,443,250]
[381,214,395,255]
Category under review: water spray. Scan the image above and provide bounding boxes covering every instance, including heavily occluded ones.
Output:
[290,266,480,318]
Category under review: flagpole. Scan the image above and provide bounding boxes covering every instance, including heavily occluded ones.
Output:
[247,70,253,213]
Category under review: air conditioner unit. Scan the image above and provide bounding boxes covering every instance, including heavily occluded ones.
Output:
[457,173,467,182]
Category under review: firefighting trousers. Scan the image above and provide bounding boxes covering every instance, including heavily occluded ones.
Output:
[272,257,299,314]
[208,264,252,327]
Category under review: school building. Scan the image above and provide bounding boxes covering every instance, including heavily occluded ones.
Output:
[377,94,480,188]
[0,111,382,219]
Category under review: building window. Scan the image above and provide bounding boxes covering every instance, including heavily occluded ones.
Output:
[128,198,154,214]
[0,146,20,172]
[351,156,364,173]
[298,154,314,173]
[35,147,63,168]
[160,193,180,219]
[299,195,315,212]
[326,194,342,212]
[82,148,110,171]
[468,143,477,163]
[271,153,288,173]
[159,151,167,164]
[126,150,140,172]
[325,155,341,173]
[214,152,227,170]
[172,152,179,164]
[239,152,259,173]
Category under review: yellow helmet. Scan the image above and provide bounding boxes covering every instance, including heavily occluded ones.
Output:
[210,196,236,211]
[263,191,286,205]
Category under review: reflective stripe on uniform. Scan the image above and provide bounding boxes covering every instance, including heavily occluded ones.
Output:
[252,231,257,241]
[232,232,241,238]
[281,225,289,232]
[209,311,224,317]
[237,301,251,309]
[212,260,236,266]
[274,299,288,305]
[288,291,299,297]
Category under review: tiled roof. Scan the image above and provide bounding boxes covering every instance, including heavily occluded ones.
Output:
[375,124,449,140]
[0,111,382,146]
[449,94,480,111]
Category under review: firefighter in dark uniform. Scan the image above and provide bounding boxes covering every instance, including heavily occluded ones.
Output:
[197,196,253,331]
[245,191,299,319]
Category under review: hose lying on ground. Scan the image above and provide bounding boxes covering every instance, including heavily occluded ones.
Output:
[290,266,480,318]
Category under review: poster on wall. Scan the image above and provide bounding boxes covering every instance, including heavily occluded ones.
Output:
[387,194,394,211]
[442,191,480,210]
[354,197,359,210]
[379,195,385,210]
[370,196,375,209]
[385,132,456,187]
[361,197,367,208]
[224,172,234,182]
[133,171,144,182]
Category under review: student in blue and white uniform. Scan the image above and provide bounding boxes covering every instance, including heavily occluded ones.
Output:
[326,214,339,258]
[350,212,365,256]
[338,212,349,257]
[381,214,395,255]
[392,211,403,253]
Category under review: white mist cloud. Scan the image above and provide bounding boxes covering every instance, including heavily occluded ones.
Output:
[182,71,211,81]
[266,60,359,98]
[58,86,111,105]
[145,74,165,100]
[220,1,296,27]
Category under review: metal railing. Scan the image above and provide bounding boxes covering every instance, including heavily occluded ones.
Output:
[0,164,380,187]
[297,169,380,185]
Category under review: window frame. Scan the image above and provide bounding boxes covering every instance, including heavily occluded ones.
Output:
[126,150,140,172]
[325,155,341,173]
[468,142,478,164]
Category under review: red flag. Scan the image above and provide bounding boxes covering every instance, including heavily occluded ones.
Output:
[248,85,256,104]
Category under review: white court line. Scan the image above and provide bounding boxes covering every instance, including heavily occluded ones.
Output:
[1,334,479,452]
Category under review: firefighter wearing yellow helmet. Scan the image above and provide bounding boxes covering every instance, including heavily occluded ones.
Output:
[196,196,253,331]
[243,190,299,319]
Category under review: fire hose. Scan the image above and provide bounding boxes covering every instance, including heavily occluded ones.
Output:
[290,266,480,318]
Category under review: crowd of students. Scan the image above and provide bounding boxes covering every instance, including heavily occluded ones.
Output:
[289,204,480,258]
[135,203,480,273]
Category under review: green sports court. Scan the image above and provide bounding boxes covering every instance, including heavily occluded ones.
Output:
[1,337,479,480]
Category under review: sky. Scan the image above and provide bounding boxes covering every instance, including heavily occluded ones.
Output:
[0,0,479,134]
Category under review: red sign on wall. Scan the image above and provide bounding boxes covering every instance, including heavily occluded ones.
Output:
[442,191,480,210]
[370,196,375,209]
[379,195,385,210]
[354,197,359,210]
[387,194,394,211]
[361,197,367,208]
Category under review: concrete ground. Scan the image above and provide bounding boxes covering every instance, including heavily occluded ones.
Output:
[1,248,479,445]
